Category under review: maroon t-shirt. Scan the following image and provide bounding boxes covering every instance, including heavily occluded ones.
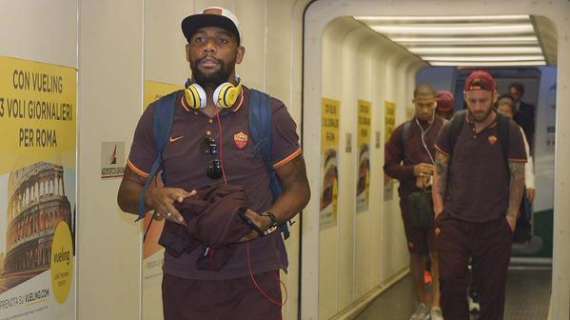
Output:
[128,87,302,280]
[384,117,446,198]
[436,112,526,222]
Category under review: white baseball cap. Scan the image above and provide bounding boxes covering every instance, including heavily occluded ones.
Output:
[181,7,241,44]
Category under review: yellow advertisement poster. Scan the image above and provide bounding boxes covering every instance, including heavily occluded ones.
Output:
[384,101,396,141]
[142,80,182,320]
[384,101,396,201]
[142,80,181,259]
[144,81,181,110]
[320,98,340,229]
[0,56,76,320]
[356,100,371,213]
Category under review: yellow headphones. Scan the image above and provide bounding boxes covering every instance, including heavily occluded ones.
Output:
[184,77,242,110]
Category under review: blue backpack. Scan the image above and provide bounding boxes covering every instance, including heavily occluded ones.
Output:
[138,89,290,239]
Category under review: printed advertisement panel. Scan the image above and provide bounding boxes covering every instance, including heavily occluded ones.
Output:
[356,100,371,213]
[321,98,340,228]
[141,80,181,320]
[384,101,396,202]
[0,56,76,320]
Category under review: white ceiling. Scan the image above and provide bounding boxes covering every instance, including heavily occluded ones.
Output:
[355,15,555,67]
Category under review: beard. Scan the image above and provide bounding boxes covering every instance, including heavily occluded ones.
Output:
[191,56,235,89]
[468,108,493,123]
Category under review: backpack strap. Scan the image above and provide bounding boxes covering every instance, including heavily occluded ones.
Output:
[496,113,511,174]
[248,89,290,239]
[448,110,467,157]
[137,90,181,220]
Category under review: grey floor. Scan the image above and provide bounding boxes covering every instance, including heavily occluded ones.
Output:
[355,269,552,320]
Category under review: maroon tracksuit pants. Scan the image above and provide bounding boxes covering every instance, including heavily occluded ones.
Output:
[162,271,282,320]
[436,217,513,320]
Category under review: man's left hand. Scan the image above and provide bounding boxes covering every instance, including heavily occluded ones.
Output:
[526,188,536,203]
[239,209,272,242]
[506,215,517,232]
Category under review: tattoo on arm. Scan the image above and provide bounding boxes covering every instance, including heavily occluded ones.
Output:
[507,161,525,220]
[434,151,449,200]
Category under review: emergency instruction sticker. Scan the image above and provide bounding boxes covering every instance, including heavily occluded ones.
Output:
[101,141,125,179]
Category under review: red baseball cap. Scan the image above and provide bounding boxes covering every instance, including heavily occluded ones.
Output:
[436,90,455,113]
[464,70,496,92]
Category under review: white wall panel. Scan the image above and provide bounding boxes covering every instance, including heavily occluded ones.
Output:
[370,42,391,288]
[144,1,194,84]
[0,0,77,68]
[77,1,144,319]
[319,18,355,320]
[353,37,375,299]
[380,53,410,282]
[337,26,369,312]
[318,16,421,319]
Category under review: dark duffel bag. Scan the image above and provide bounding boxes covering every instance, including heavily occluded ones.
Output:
[407,189,434,228]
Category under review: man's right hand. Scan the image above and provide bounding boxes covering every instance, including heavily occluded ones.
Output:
[414,163,434,177]
[146,186,195,225]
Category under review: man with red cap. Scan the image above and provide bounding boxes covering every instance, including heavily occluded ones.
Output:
[117,6,310,319]
[432,70,527,319]
[436,90,455,120]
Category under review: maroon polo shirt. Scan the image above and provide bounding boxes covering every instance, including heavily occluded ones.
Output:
[384,116,446,198]
[436,112,526,223]
[128,86,302,280]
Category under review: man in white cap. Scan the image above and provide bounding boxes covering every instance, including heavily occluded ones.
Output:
[118,7,310,319]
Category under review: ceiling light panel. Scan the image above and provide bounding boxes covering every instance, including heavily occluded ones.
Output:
[371,24,534,35]
[392,36,538,45]
[355,14,546,66]
[430,61,546,67]
[424,55,545,62]
[408,46,542,54]
[355,15,530,22]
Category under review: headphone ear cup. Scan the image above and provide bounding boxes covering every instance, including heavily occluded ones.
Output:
[184,83,207,110]
[213,82,241,109]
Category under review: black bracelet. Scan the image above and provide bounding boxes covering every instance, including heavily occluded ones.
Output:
[238,208,265,237]
[259,211,280,225]
[259,211,280,236]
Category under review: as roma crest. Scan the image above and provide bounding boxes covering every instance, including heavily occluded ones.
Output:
[488,135,498,145]
[234,131,249,149]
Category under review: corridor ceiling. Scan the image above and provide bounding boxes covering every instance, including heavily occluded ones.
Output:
[355,15,557,67]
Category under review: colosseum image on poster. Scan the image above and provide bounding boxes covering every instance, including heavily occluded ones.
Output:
[0,162,75,294]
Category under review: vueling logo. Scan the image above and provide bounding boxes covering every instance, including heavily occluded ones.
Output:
[53,247,71,264]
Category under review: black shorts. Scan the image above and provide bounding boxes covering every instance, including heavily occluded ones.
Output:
[400,199,435,255]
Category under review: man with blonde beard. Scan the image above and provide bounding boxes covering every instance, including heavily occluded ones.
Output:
[433,71,526,320]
